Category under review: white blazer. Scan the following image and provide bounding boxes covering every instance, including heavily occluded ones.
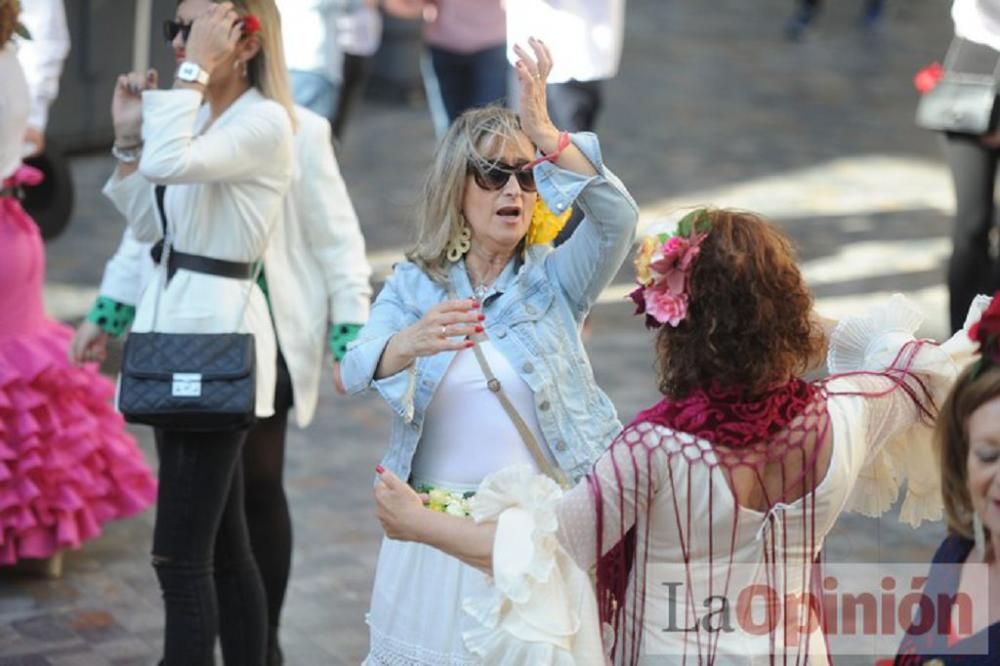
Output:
[104,87,294,418]
[100,103,371,427]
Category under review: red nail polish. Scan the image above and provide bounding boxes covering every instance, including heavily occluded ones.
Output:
[375,464,385,474]
[478,314,486,321]
[475,325,484,333]
[471,301,480,309]
[465,340,474,348]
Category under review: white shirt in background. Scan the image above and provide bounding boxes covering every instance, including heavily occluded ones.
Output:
[506,0,625,83]
[336,5,383,57]
[278,0,345,83]
[953,0,1000,53]
[15,0,70,132]
[0,46,30,180]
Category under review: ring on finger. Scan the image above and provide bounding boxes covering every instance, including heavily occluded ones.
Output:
[440,325,448,337]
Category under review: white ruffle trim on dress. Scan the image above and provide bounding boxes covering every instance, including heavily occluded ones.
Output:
[461,465,606,666]
[827,293,991,528]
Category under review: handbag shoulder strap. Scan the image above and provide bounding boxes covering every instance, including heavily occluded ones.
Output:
[155,184,167,235]
[468,341,572,490]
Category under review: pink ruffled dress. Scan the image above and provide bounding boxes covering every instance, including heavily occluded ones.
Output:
[0,44,156,565]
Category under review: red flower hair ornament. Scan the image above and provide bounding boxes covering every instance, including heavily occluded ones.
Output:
[913,61,943,94]
[969,292,1000,378]
[241,13,261,36]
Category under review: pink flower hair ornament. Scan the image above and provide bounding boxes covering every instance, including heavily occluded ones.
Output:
[628,208,712,329]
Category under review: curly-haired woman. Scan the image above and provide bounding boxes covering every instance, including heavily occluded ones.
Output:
[375,207,992,664]
[0,0,156,575]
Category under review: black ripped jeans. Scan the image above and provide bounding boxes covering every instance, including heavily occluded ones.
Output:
[153,427,267,665]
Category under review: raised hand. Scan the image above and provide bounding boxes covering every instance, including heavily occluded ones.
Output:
[512,37,561,154]
[183,1,243,78]
[111,69,158,146]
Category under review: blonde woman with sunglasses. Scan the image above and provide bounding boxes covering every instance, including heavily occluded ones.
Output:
[101,1,295,663]
[342,38,638,664]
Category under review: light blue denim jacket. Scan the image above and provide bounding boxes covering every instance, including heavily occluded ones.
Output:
[341,133,639,483]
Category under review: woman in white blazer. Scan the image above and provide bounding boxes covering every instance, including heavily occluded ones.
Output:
[72,102,372,664]
[99,1,295,664]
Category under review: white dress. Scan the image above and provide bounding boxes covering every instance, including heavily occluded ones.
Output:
[103,88,293,417]
[461,295,990,665]
[365,340,544,665]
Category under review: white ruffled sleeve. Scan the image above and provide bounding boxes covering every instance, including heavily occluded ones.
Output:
[825,293,990,527]
[461,465,607,666]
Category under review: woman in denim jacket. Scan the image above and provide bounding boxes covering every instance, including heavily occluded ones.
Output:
[342,39,637,664]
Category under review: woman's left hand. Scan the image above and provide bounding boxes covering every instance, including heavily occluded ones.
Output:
[183,1,243,78]
[374,466,428,541]
[513,37,561,154]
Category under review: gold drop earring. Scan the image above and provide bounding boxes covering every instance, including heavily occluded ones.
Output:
[446,220,472,262]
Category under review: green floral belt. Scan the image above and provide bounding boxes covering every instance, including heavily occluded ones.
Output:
[415,484,475,517]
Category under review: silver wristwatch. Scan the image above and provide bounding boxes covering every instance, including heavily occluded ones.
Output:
[111,142,143,164]
[176,61,210,86]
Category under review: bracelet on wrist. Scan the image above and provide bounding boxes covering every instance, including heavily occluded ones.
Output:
[523,131,571,170]
[111,142,144,164]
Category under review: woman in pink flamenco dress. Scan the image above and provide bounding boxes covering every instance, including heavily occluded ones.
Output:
[0,14,156,572]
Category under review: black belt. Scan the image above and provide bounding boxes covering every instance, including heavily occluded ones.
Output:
[150,241,255,281]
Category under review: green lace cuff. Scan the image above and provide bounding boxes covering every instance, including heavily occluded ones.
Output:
[329,323,363,362]
[86,296,136,337]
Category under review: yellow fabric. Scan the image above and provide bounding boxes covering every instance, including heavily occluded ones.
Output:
[526,198,572,245]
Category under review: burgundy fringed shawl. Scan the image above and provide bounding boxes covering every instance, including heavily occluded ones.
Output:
[589,342,937,665]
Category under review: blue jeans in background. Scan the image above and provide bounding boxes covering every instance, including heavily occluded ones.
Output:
[290,70,340,121]
[425,43,509,134]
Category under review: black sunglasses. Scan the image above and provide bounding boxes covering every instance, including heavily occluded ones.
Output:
[468,161,537,192]
[163,19,193,43]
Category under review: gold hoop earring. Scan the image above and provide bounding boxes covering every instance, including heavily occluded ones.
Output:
[446,222,472,262]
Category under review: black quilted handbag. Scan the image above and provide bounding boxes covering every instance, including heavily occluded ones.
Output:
[117,186,261,431]
[119,332,257,431]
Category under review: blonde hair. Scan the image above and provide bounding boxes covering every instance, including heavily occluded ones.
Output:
[192,0,296,129]
[0,0,19,46]
[936,363,1000,540]
[406,106,531,284]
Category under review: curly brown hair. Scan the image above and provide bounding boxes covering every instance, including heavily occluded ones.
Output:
[655,208,824,399]
[0,0,19,47]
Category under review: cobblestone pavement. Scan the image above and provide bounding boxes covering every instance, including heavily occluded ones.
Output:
[2,0,968,663]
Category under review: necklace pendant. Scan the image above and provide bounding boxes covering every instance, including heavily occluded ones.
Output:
[473,284,490,302]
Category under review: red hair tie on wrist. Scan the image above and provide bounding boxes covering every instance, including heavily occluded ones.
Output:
[241,13,261,36]
[522,131,572,171]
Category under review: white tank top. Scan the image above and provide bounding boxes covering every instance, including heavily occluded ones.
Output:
[410,340,543,489]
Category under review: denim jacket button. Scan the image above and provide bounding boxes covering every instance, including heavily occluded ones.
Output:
[525,304,537,315]
[539,400,550,411]
[555,440,567,452]
[522,362,534,373]
[496,327,507,339]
